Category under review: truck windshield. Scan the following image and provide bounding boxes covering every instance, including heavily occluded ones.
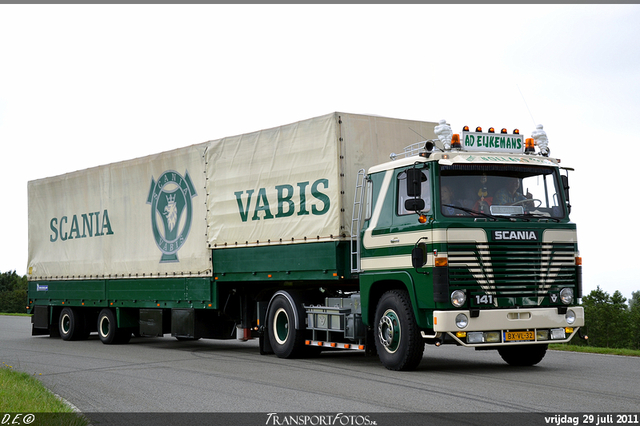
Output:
[439,164,565,219]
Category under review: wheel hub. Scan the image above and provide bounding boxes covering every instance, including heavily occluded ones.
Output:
[378,309,400,353]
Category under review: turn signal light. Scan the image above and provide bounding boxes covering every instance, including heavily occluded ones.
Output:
[575,257,582,266]
[435,257,448,267]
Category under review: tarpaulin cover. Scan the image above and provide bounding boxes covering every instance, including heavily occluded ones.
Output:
[27,112,437,279]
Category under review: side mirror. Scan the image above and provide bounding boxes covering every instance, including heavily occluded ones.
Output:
[406,168,424,197]
[412,243,427,269]
[405,198,425,212]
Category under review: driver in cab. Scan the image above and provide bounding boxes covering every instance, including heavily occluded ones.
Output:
[494,178,533,208]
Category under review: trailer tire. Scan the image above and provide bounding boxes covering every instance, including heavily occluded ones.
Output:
[97,309,131,345]
[498,344,548,367]
[59,307,89,341]
[268,295,305,359]
[374,290,424,371]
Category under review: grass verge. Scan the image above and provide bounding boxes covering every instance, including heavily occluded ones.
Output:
[549,344,640,357]
[0,365,89,425]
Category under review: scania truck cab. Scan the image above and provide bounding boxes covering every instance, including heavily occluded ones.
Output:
[347,123,583,370]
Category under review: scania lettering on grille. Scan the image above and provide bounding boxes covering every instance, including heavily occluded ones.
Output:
[492,230,538,241]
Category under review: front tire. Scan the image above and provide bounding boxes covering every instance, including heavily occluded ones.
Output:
[374,290,424,371]
[97,309,131,344]
[268,295,305,358]
[498,344,548,366]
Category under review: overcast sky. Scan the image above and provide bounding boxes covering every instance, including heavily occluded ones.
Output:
[1,4,638,301]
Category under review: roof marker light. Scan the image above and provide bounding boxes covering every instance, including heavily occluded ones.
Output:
[501,128,508,134]
[475,126,482,132]
[488,127,495,133]
[462,125,470,132]
[513,129,520,135]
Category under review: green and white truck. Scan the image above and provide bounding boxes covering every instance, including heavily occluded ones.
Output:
[27,112,584,371]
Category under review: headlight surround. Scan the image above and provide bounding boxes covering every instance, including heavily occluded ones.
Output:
[451,290,466,308]
[560,288,574,305]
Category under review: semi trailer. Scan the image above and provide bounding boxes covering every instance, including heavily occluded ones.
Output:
[27,112,584,370]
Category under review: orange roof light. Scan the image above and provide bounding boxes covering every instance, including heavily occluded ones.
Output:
[451,133,461,149]
[475,126,482,132]
[488,127,495,133]
[462,125,470,132]
[525,138,535,154]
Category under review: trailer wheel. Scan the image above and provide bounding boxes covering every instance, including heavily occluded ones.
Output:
[498,344,548,367]
[97,309,131,344]
[59,307,89,341]
[268,295,305,358]
[374,290,424,371]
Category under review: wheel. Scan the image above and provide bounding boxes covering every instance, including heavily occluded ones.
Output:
[267,295,305,358]
[97,309,131,344]
[498,344,548,366]
[374,290,424,371]
[59,307,89,341]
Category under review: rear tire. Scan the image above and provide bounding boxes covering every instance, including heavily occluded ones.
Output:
[268,295,305,358]
[498,344,548,366]
[374,290,424,371]
[97,309,131,344]
[59,307,89,341]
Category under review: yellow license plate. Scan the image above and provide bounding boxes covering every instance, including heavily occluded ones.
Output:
[504,331,535,342]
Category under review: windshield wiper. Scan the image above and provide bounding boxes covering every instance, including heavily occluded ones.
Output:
[513,212,561,222]
[442,204,504,221]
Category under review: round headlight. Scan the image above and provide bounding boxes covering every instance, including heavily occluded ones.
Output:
[455,313,468,329]
[560,288,574,305]
[566,309,576,325]
[451,290,466,308]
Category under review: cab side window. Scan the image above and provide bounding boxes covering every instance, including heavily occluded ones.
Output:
[397,170,430,216]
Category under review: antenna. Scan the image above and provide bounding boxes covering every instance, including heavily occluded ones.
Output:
[408,127,426,140]
[516,84,537,126]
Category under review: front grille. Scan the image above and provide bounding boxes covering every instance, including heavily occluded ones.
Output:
[447,242,577,304]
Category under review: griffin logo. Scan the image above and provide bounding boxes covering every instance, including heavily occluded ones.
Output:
[147,170,197,263]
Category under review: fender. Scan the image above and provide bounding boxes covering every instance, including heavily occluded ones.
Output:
[265,290,306,330]
[359,270,427,328]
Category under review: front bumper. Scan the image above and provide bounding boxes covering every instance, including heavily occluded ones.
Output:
[431,306,584,347]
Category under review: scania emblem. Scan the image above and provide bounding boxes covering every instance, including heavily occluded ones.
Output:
[146,170,197,263]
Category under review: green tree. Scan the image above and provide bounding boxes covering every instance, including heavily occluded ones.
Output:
[582,286,631,349]
[0,271,28,314]
[629,291,640,350]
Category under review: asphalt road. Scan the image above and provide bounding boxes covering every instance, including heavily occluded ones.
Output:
[2,315,639,422]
